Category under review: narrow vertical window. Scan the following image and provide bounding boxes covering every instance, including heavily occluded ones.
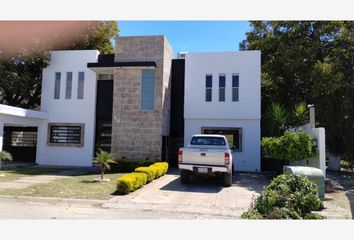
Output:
[205,75,212,102]
[141,69,155,110]
[54,72,61,99]
[219,74,226,102]
[65,72,72,99]
[232,74,239,102]
[78,72,85,99]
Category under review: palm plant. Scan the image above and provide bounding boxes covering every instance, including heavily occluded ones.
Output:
[292,102,309,127]
[94,150,116,181]
[268,102,287,136]
[0,151,13,170]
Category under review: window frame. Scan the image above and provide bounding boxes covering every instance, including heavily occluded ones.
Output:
[219,74,226,102]
[54,72,61,99]
[77,71,85,99]
[47,123,85,147]
[65,72,73,99]
[140,69,156,111]
[205,74,213,102]
[232,74,239,102]
[201,127,243,152]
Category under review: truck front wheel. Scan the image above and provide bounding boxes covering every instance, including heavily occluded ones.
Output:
[180,170,190,184]
[223,172,232,187]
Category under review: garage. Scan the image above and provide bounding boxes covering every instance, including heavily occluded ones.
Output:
[0,104,48,165]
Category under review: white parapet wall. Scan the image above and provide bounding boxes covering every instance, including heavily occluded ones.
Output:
[289,124,326,177]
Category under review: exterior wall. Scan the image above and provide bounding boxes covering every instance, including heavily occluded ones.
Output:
[184,51,261,172]
[111,36,173,160]
[184,51,261,120]
[37,50,99,166]
[184,119,261,172]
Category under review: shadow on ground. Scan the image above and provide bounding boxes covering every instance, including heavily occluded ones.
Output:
[160,169,272,194]
[327,170,354,219]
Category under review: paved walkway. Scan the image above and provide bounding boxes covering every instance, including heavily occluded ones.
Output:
[103,171,270,218]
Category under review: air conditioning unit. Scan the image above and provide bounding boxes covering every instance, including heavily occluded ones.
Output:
[177,52,188,59]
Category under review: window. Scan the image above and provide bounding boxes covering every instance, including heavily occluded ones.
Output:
[48,123,84,147]
[219,74,226,102]
[202,127,242,152]
[190,136,226,146]
[205,75,212,102]
[232,74,239,101]
[65,72,73,99]
[54,72,61,99]
[78,72,85,99]
[141,69,155,110]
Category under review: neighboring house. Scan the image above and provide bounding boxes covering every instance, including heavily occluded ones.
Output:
[0,35,261,171]
[183,52,261,172]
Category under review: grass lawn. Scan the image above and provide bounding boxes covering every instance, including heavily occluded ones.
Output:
[0,172,123,200]
[0,167,62,182]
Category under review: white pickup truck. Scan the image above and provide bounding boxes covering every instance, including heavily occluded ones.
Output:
[178,134,233,186]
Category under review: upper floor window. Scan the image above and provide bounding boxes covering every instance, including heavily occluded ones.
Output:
[54,72,61,99]
[232,74,239,102]
[65,72,73,99]
[219,74,226,102]
[141,69,155,110]
[205,75,212,102]
[77,72,85,99]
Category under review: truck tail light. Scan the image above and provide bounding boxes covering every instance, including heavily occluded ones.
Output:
[224,152,230,166]
[178,148,183,163]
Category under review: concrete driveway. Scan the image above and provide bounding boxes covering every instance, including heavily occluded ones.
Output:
[103,169,271,218]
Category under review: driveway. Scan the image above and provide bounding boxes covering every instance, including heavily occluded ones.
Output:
[0,169,271,219]
[103,169,271,218]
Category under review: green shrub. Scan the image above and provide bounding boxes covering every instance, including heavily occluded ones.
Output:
[110,159,156,173]
[150,162,169,177]
[116,172,147,194]
[135,162,169,182]
[242,174,324,220]
[116,162,169,194]
[135,166,157,183]
[261,131,316,164]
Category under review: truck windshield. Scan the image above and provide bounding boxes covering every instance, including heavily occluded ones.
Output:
[190,137,226,146]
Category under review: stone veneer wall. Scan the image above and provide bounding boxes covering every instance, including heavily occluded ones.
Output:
[111,36,173,160]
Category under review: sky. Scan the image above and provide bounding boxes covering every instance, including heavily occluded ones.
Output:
[118,21,251,56]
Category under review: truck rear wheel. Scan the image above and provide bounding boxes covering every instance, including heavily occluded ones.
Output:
[223,172,232,187]
[180,170,190,184]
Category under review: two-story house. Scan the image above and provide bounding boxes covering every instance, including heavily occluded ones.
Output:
[0,35,261,172]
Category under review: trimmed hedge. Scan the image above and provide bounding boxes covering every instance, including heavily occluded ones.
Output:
[116,172,148,194]
[110,159,156,173]
[135,162,169,183]
[261,131,316,164]
[116,162,169,194]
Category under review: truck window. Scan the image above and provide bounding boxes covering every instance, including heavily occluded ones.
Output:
[190,137,226,146]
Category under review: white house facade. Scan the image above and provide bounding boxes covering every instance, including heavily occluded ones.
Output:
[183,51,261,172]
[0,36,262,172]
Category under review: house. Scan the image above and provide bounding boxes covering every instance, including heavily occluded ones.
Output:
[0,35,261,172]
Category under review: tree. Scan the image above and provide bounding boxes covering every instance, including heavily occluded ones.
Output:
[267,102,287,136]
[0,21,119,109]
[291,103,309,128]
[0,151,13,170]
[240,21,354,166]
[94,150,116,181]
